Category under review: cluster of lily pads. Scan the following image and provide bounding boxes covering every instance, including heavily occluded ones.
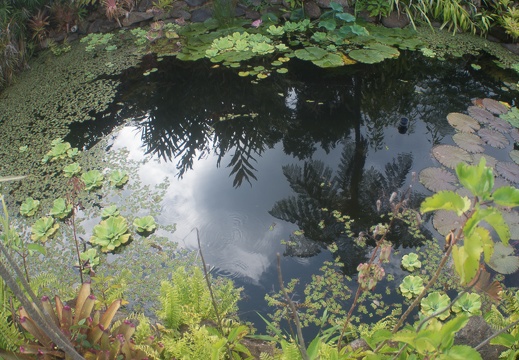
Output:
[19,138,158,274]
[419,99,519,276]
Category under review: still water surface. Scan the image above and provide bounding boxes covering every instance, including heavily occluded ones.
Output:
[66,52,518,320]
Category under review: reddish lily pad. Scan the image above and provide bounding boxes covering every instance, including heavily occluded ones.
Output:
[496,161,519,184]
[488,117,512,133]
[447,113,480,133]
[467,106,494,124]
[452,132,485,153]
[432,145,472,169]
[510,150,519,165]
[432,210,464,236]
[478,128,509,149]
[472,153,498,168]
[482,98,508,115]
[419,167,458,192]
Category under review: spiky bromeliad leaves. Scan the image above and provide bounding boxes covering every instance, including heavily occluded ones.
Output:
[31,217,59,242]
[90,215,130,252]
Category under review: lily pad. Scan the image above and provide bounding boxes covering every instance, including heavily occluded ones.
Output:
[496,161,519,184]
[312,53,345,68]
[348,44,399,64]
[452,133,484,153]
[511,129,519,142]
[478,128,509,149]
[488,242,519,274]
[472,153,498,168]
[467,106,494,124]
[488,117,512,133]
[432,145,472,169]
[432,210,464,236]
[447,113,480,133]
[294,46,328,61]
[482,98,508,115]
[510,150,519,165]
[419,167,457,192]
[502,210,519,240]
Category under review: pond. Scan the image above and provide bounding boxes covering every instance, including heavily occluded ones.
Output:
[60,50,518,325]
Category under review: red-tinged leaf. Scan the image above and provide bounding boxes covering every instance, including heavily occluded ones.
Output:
[467,106,494,124]
[419,167,458,192]
[478,128,508,148]
[432,145,472,169]
[482,98,508,115]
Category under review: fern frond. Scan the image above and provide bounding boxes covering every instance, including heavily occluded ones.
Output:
[259,352,275,360]
[484,304,507,330]
[134,344,161,360]
[0,309,21,351]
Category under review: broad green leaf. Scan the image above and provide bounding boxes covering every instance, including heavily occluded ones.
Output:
[312,53,344,68]
[306,336,320,360]
[463,227,484,262]
[27,243,46,255]
[439,345,483,360]
[490,333,517,347]
[133,215,157,234]
[20,197,40,217]
[319,19,337,31]
[420,191,470,216]
[49,198,72,219]
[464,207,510,245]
[451,293,481,317]
[329,2,343,12]
[336,12,355,22]
[351,24,369,36]
[294,46,328,61]
[455,158,493,200]
[493,186,519,207]
[439,314,469,350]
[31,217,59,242]
[452,245,479,285]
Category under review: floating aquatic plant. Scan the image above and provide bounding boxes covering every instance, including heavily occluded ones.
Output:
[452,133,485,153]
[90,215,130,252]
[488,242,519,274]
[109,169,129,187]
[101,205,120,219]
[79,248,100,273]
[401,253,422,272]
[419,167,457,192]
[432,145,472,169]
[31,217,59,242]
[478,128,509,148]
[496,161,519,183]
[81,170,104,191]
[481,98,508,115]
[133,216,157,234]
[399,275,424,299]
[500,106,519,128]
[447,113,480,133]
[49,198,72,219]
[42,139,78,163]
[63,162,82,178]
[20,197,40,217]
[452,292,482,316]
[420,291,451,320]
[467,105,494,124]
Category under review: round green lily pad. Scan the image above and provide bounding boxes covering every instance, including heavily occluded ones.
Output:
[478,128,509,149]
[432,145,472,169]
[419,167,457,192]
[452,132,484,153]
[447,113,480,133]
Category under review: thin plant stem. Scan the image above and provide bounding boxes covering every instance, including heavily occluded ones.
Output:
[196,229,233,360]
[277,253,309,360]
[475,318,519,351]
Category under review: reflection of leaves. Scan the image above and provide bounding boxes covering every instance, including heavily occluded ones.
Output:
[227,150,258,187]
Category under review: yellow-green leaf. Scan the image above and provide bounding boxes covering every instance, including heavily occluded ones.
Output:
[493,186,519,207]
[420,191,470,216]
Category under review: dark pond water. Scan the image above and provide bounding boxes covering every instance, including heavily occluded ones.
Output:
[66,51,518,325]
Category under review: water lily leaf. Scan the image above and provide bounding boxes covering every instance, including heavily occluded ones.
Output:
[511,129,519,142]
[467,106,494,124]
[478,128,508,149]
[348,48,386,64]
[510,150,519,165]
[452,133,484,153]
[294,46,328,61]
[419,167,457,192]
[488,243,519,274]
[432,145,472,169]
[482,98,508,115]
[447,113,480,133]
[502,210,519,240]
[319,19,337,31]
[433,210,464,236]
[488,117,512,133]
[472,153,498,168]
[496,162,519,184]
[312,53,344,68]
[336,12,355,22]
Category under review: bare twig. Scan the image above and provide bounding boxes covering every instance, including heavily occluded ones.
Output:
[277,253,309,360]
[475,318,519,351]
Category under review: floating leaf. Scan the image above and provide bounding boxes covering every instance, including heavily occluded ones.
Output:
[109,170,129,188]
[433,210,464,236]
[488,242,519,274]
[510,150,519,165]
[447,113,480,133]
[467,106,494,124]
[133,216,157,234]
[81,170,104,191]
[312,53,345,68]
[294,46,328,61]
[20,197,40,217]
[432,145,472,169]
[472,153,498,168]
[401,253,421,272]
[399,275,424,299]
[49,198,72,219]
[496,162,519,184]
[348,44,399,64]
[420,292,451,320]
[452,133,484,153]
[102,205,120,219]
[90,215,130,253]
[478,128,508,148]
[452,292,482,316]
[500,106,519,128]
[502,210,519,240]
[31,217,59,242]
[419,167,457,192]
[63,163,81,178]
[482,98,508,115]
[488,117,512,133]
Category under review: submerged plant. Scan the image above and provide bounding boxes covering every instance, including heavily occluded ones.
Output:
[49,198,72,219]
[133,216,157,234]
[399,275,424,299]
[81,170,104,191]
[20,197,40,217]
[401,252,422,272]
[30,217,59,242]
[90,215,130,252]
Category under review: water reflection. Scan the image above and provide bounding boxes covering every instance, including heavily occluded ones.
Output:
[65,51,515,284]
